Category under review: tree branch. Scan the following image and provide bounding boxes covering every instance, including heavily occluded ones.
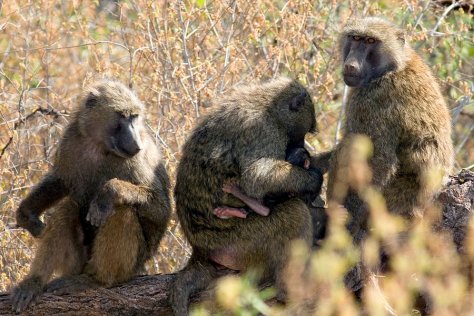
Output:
[0,170,472,315]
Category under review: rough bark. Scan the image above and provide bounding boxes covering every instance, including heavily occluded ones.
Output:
[0,274,179,316]
[0,170,472,315]
[436,169,474,251]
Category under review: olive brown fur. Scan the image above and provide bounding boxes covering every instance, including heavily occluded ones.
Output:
[327,17,454,242]
[170,77,323,315]
[12,80,171,312]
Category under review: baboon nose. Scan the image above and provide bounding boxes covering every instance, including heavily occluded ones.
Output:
[131,145,142,155]
[344,63,359,76]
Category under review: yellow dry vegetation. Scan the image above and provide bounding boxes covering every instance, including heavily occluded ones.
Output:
[0,0,472,314]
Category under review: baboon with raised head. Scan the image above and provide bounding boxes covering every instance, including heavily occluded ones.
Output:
[214,145,312,219]
[170,77,323,315]
[326,17,453,242]
[12,80,171,312]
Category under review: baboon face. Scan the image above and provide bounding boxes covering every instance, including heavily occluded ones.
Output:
[341,18,405,87]
[79,81,145,158]
[274,82,316,143]
[106,112,143,158]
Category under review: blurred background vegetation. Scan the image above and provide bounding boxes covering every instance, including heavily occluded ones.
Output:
[0,0,472,314]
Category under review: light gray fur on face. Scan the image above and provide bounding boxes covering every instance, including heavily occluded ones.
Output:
[342,17,408,71]
[83,80,144,114]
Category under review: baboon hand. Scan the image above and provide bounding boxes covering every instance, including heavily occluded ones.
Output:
[87,180,120,226]
[16,209,45,238]
[222,180,239,194]
[87,191,116,227]
[300,167,323,202]
[87,196,114,227]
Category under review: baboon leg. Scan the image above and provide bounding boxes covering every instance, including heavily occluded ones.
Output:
[87,207,144,286]
[383,175,423,218]
[170,255,219,316]
[266,199,313,296]
[226,198,313,294]
[173,199,312,315]
[12,200,85,312]
[344,190,369,244]
[48,207,145,294]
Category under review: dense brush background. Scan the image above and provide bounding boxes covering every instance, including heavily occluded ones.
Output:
[0,0,472,314]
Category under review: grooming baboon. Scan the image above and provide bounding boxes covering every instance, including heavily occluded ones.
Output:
[214,146,312,219]
[327,17,453,243]
[171,77,323,315]
[12,80,171,312]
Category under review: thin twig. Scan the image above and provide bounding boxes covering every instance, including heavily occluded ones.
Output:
[429,1,463,36]
[451,95,472,124]
[455,123,474,154]
[413,0,432,30]
[335,85,349,145]
[0,40,129,55]
[0,107,66,160]
[369,273,398,316]
[177,0,199,117]
[219,0,237,93]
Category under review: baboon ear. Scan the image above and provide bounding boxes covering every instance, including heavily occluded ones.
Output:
[396,30,405,45]
[84,90,100,108]
[289,91,308,112]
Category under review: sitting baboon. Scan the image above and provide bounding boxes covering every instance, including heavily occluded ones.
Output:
[214,145,312,219]
[11,80,171,312]
[327,17,453,243]
[170,77,323,315]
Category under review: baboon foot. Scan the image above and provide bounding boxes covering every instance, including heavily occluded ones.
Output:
[213,207,248,219]
[11,276,43,313]
[46,274,96,295]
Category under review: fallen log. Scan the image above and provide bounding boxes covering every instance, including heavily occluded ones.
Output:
[0,170,472,315]
[0,274,178,316]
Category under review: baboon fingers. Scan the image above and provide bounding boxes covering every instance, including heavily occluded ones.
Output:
[45,275,96,295]
[87,199,114,227]
[304,159,311,169]
[11,286,39,313]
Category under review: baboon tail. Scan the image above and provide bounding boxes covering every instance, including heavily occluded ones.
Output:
[169,257,216,316]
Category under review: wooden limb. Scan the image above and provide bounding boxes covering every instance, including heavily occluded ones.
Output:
[1,274,181,316]
[0,170,472,315]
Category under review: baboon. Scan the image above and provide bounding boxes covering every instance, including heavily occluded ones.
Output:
[327,17,453,243]
[170,77,323,315]
[214,146,312,219]
[12,80,171,312]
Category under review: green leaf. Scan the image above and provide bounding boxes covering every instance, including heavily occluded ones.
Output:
[196,0,205,8]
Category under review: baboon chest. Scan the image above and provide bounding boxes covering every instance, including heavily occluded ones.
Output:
[345,97,396,139]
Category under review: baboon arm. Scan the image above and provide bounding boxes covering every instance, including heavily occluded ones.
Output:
[102,178,150,206]
[17,173,68,216]
[310,150,334,174]
[240,158,320,199]
[89,172,170,227]
[16,173,68,236]
[103,177,171,218]
[87,178,151,226]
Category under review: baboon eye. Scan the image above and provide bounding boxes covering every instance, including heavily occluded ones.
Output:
[367,37,376,44]
[352,35,361,41]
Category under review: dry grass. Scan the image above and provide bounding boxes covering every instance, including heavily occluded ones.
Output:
[0,0,472,313]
